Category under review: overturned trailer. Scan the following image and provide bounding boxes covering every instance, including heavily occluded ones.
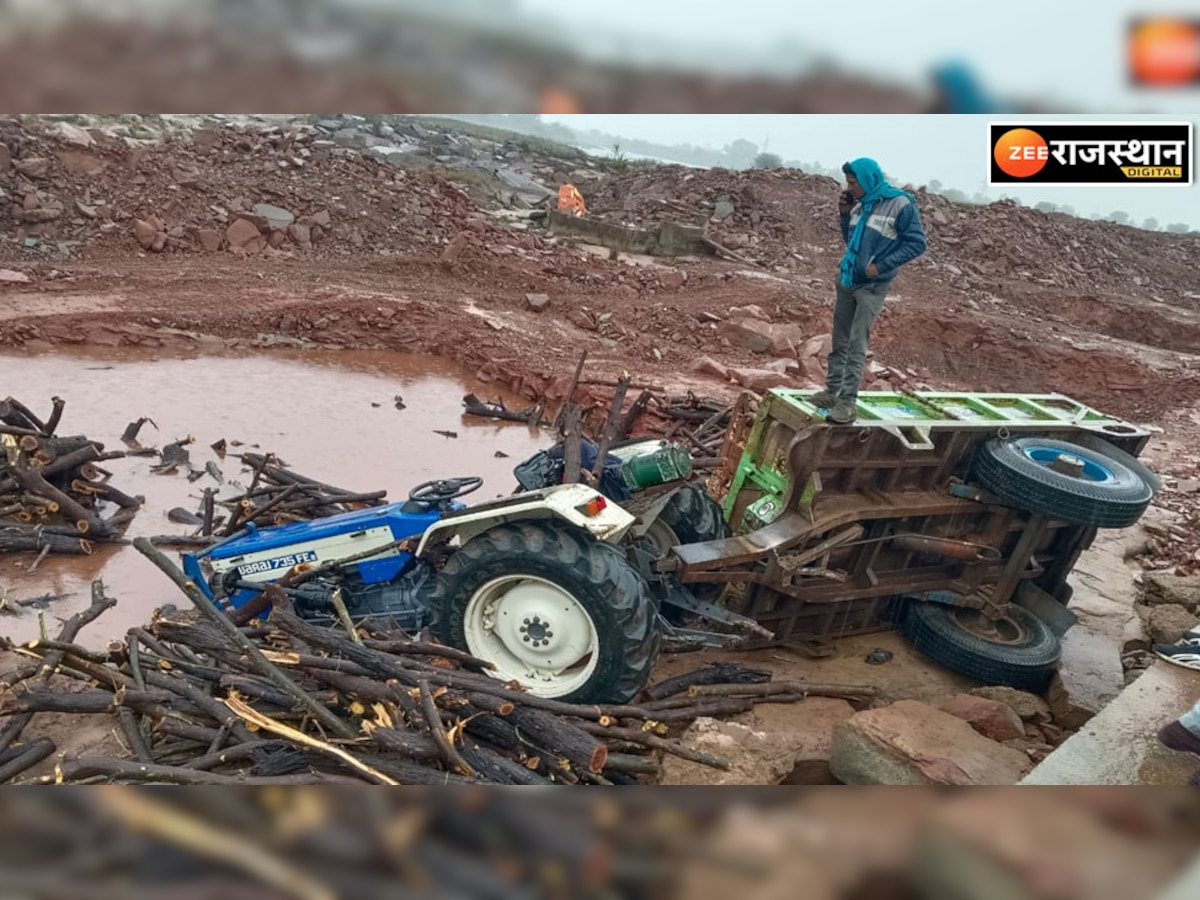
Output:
[662,389,1159,690]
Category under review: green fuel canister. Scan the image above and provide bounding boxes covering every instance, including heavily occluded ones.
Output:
[618,444,693,491]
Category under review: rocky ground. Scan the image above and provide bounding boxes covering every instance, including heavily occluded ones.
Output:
[3,112,1200,785]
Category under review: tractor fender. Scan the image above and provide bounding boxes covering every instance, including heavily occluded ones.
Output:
[414,482,634,557]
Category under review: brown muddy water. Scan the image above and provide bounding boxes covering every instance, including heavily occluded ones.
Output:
[0,348,550,646]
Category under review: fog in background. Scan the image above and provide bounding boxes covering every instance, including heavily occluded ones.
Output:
[522,113,1200,231]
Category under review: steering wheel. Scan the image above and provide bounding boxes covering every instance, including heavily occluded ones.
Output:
[408,476,484,505]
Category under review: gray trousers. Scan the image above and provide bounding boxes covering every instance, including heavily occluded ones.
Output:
[826,281,889,401]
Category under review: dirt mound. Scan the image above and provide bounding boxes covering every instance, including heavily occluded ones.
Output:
[586,165,1200,311]
[585,165,842,269]
[0,116,637,292]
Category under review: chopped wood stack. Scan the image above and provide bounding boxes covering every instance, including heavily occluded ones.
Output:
[152,452,389,547]
[0,545,877,786]
[0,395,138,559]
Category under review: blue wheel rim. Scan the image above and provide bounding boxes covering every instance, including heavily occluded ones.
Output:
[1022,445,1115,483]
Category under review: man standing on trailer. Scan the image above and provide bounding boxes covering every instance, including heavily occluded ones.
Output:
[811,158,927,425]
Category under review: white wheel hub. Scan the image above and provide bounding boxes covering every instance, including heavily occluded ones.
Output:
[463,574,600,698]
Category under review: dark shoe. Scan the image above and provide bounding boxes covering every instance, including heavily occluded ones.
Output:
[1158,721,1200,755]
[809,389,839,409]
[1154,630,1200,672]
[827,399,857,424]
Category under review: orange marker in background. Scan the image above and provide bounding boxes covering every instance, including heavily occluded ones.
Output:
[1129,18,1200,86]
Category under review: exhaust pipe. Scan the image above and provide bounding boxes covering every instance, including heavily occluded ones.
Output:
[890,533,1000,562]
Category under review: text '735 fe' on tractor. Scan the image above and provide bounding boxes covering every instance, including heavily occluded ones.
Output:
[183,388,1159,704]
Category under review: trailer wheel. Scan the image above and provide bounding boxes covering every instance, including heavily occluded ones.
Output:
[902,601,1060,692]
[428,522,659,704]
[972,436,1153,528]
[644,483,731,620]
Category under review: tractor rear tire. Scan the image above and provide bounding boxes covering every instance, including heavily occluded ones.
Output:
[428,522,659,704]
[972,436,1153,528]
[902,600,1060,693]
[644,483,731,623]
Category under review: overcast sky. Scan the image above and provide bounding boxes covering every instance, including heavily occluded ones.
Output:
[543,114,1200,229]
[518,0,1200,114]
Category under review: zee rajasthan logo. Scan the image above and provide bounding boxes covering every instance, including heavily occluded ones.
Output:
[989,121,1193,185]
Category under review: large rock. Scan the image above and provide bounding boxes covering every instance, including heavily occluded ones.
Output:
[691,356,729,379]
[288,223,312,249]
[800,332,834,362]
[195,229,222,252]
[1145,604,1199,644]
[226,217,266,255]
[661,698,854,785]
[20,206,62,223]
[658,268,686,290]
[13,157,48,179]
[718,317,775,353]
[252,203,295,230]
[1144,573,1200,611]
[748,698,855,784]
[56,122,94,147]
[0,142,10,172]
[728,367,796,393]
[718,317,805,355]
[132,219,157,250]
[438,232,468,268]
[192,128,222,151]
[938,694,1025,743]
[659,718,793,785]
[967,686,1051,724]
[0,268,31,283]
[829,700,1033,785]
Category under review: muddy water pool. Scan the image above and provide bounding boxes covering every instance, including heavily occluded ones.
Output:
[0,347,550,645]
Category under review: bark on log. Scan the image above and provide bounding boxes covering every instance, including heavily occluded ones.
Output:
[367,726,442,762]
[0,688,174,717]
[688,681,878,700]
[602,752,662,776]
[48,757,363,785]
[643,662,773,701]
[552,350,588,432]
[561,404,583,485]
[590,374,631,483]
[419,677,475,777]
[462,393,543,425]
[37,443,101,478]
[11,464,111,537]
[132,540,355,740]
[223,483,298,536]
[201,487,216,536]
[0,737,56,784]
[575,722,731,770]
[36,579,116,682]
[457,741,552,785]
[118,706,154,763]
[0,397,45,432]
[502,704,608,774]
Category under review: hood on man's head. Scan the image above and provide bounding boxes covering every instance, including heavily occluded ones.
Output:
[843,158,888,194]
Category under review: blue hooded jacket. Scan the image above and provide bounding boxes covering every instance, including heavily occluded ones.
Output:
[838,158,927,289]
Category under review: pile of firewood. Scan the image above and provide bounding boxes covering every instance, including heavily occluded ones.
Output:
[0,395,139,561]
[0,541,876,786]
[153,452,389,548]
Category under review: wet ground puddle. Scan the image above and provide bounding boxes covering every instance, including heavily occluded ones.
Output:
[0,347,549,646]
